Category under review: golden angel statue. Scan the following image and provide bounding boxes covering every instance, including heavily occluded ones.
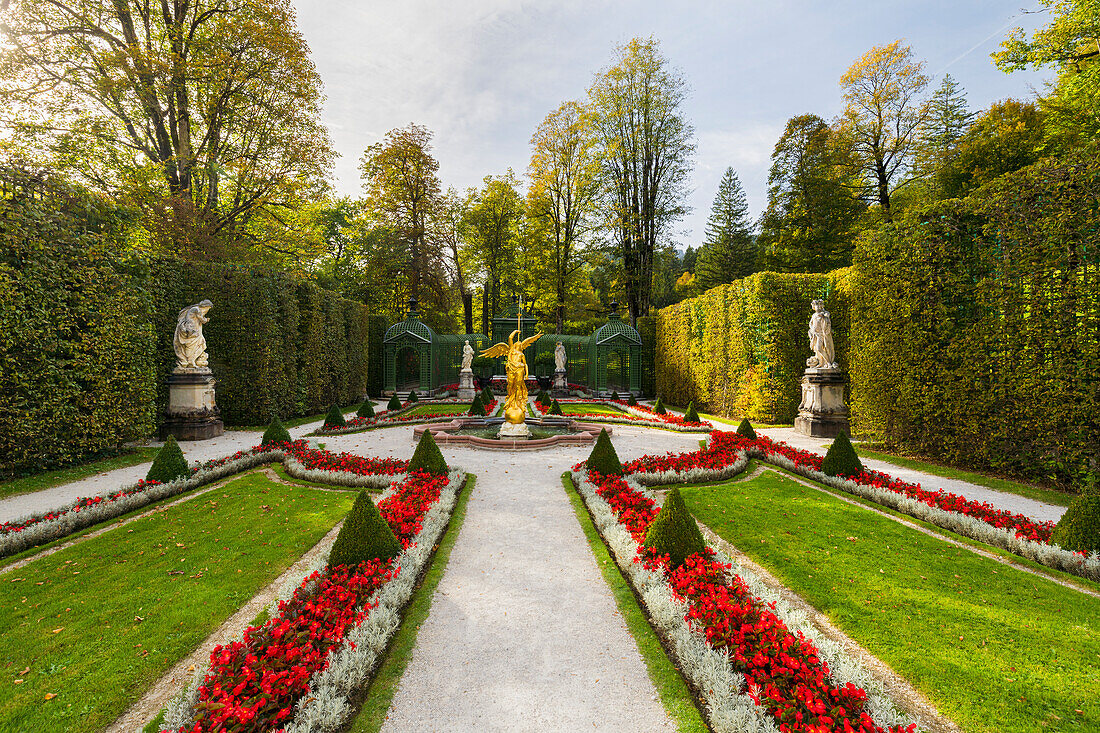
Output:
[480,329,542,428]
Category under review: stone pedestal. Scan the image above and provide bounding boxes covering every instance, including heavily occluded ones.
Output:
[160,368,224,441]
[497,420,531,439]
[552,368,568,396]
[458,368,476,401]
[794,368,849,438]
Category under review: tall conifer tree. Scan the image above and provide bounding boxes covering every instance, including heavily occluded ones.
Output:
[695,167,757,290]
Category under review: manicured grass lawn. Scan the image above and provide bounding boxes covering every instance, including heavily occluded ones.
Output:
[856,446,1074,508]
[559,402,627,417]
[401,403,471,418]
[231,402,363,430]
[698,412,788,430]
[562,474,708,732]
[0,472,354,733]
[0,448,160,502]
[680,472,1100,733]
[348,475,476,732]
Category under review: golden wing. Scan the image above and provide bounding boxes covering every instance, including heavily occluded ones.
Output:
[516,332,543,352]
[478,342,510,359]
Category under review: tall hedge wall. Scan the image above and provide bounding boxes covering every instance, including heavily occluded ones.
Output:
[851,147,1099,490]
[654,270,851,423]
[636,316,657,397]
[0,172,156,476]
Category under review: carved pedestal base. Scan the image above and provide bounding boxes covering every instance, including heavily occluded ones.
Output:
[497,420,531,439]
[552,368,568,396]
[160,368,224,441]
[458,369,476,401]
[794,368,849,438]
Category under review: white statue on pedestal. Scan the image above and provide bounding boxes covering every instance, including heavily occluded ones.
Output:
[174,299,213,370]
[805,299,837,370]
[554,341,567,371]
[461,339,474,371]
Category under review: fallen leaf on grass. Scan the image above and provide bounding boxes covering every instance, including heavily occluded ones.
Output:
[13,680,23,684]
[44,693,56,700]
[19,667,29,675]
[51,628,63,634]
[167,570,184,576]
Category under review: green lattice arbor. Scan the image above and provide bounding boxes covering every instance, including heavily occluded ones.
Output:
[382,301,488,394]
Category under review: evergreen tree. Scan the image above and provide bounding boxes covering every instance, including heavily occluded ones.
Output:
[695,167,757,290]
[147,436,190,483]
[915,74,975,194]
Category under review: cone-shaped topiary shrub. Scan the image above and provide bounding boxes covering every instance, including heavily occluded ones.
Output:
[627,393,638,407]
[550,398,563,416]
[387,394,402,411]
[684,401,701,423]
[357,397,376,418]
[536,390,549,406]
[261,417,292,446]
[654,397,667,415]
[481,386,493,403]
[468,393,485,416]
[408,429,448,475]
[408,390,419,403]
[327,490,402,569]
[324,404,347,429]
[147,435,190,483]
[821,431,863,477]
[586,428,622,476]
[610,390,620,401]
[1051,482,1100,554]
[642,487,706,569]
[736,418,757,440]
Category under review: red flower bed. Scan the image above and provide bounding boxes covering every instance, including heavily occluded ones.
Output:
[534,398,708,428]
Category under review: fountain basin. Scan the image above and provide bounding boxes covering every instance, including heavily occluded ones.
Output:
[412,417,610,450]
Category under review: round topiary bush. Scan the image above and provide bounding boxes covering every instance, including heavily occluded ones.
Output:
[408,390,419,403]
[146,436,190,483]
[586,428,622,476]
[642,487,706,569]
[468,393,485,416]
[820,431,863,478]
[261,417,292,446]
[736,418,757,440]
[1051,483,1100,554]
[550,398,563,416]
[323,404,347,429]
[387,394,402,411]
[408,429,448,475]
[627,393,638,407]
[684,401,701,423]
[653,397,667,415]
[327,490,402,569]
[357,397,376,418]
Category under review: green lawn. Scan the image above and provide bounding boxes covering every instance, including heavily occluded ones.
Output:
[0,472,354,732]
[400,403,471,418]
[0,448,160,502]
[680,472,1100,733]
[855,446,1074,508]
[231,402,364,430]
[559,402,627,417]
[698,412,789,430]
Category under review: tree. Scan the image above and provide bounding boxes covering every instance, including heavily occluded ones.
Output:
[695,167,756,289]
[587,37,695,325]
[758,114,865,272]
[839,41,930,220]
[463,172,524,328]
[915,74,976,193]
[527,101,601,333]
[359,124,449,315]
[437,188,474,333]
[0,0,334,260]
[936,99,1047,199]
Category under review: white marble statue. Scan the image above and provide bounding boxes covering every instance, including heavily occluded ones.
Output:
[174,299,213,370]
[554,341,567,371]
[805,299,837,370]
[461,339,474,371]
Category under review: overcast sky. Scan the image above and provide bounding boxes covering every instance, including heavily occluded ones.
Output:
[292,0,1052,248]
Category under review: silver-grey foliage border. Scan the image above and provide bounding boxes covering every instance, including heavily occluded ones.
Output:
[0,449,401,560]
[314,398,502,436]
[571,468,918,733]
[163,469,465,733]
[540,399,713,433]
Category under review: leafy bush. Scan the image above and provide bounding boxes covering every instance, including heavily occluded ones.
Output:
[327,490,402,569]
[357,398,376,418]
[408,429,447,475]
[642,487,706,569]
[146,436,190,483]
[736,418,757,440]
[654,398,667,415]
[261,418,292,446]
[387,394,402,411]
[468,393,485,416]
[820,431,863,478]
[586,429,622,476]
[684,401,701,423]
[408,390,419,403]
[550,399,563,416]
[324,404,346,429]
[1051,483,1100,554]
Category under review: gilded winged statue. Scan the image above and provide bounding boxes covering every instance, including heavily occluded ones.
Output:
[480,330,542,426]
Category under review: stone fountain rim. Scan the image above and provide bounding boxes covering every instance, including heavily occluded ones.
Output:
[411,417,611,451]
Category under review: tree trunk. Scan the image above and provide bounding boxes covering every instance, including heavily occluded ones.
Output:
[463,291,474,334]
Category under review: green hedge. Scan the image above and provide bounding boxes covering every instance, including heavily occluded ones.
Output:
[654,270,851,423]
[850,147,1100,490]
[0,170,156,476]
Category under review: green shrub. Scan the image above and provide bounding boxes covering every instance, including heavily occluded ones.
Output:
[408,390,419,403]
[468,393,485,416]
[654,398,666,415]
[481,386,493,403]
[323,404,346,429]
[327,490,402,569]
[146,436,190,483]
[820,431,863,477]
[736,418,757,440]
[642,488,707,569]
[261,418,292,446]
[408,429,447,475]
[586,428,622,476]
[627,393,638,407]
[684,401,701,423]
[357,397,376,418]
[387,394,402,411]
[1051,482,1100,554]
[610,390,620,401]
[536,390,549,406]
[550,399,563,416]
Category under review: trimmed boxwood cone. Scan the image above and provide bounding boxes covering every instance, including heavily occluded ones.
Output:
[654,397,667,415]
[586,428,622,476]
[408,390,419,403]
[324,404,346,429]
[627,393,638,406]
[821,431,863,477]
[550,398,563,416]
[146,436,190,483]
[684,401,700,423]
[736,418,757,440]
[468,393,485,416]
[387,394,402,411]
[1051,483,1100,554]
[642,487,706,569]
[261,417,292,446]
[327,490,402,569]
[357,397,376,418]
[610,390,620,401]
[408,429,448,474]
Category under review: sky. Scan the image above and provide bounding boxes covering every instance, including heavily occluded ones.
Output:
[292,0,1053,249]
